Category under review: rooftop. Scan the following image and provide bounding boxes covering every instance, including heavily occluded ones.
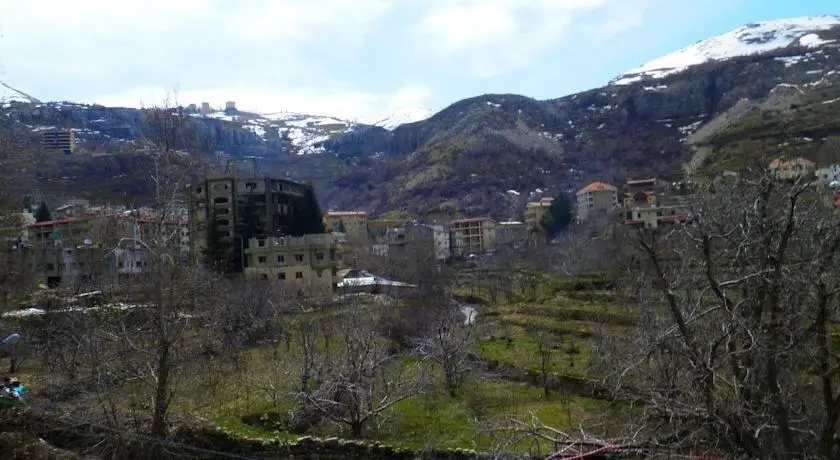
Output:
[327,211,368,217]
[577,181,617,194]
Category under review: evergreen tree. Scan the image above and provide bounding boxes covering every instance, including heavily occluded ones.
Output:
[540,193,573,238]
[289,183,325,236]
[34,202,52,223]
[333,219,346,233]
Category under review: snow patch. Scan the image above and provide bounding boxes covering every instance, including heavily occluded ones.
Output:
[612,16,840,84]
[506,190,520,196]
[800,33,834,47]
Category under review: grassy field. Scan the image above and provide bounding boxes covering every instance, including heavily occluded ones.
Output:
[5,272,638,455]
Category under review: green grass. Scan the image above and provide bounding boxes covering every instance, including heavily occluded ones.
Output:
[476,325,591,379]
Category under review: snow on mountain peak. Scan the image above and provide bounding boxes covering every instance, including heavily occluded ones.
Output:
[371,107,434,130]
[612,16,840,85]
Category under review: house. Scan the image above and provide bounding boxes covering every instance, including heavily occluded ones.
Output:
[525,197,554,230]
[449,217,496,256]
[815,164,840,185]
[495,220,527,246]
[243,234,340,297]
[769,158,815,181]
[324,211,369,246]
[576,182,618,222]
[624,205,690,229]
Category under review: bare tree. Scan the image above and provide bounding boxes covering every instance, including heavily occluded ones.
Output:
[414,303,476,396]
[598,171,840,458]
[300,306,425,438]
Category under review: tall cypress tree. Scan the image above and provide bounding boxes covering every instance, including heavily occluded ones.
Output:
[540,193,573,238]
[289,183,325,236]
[35,202,52,223]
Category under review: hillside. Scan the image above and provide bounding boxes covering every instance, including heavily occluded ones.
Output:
[318,16,840,217]
[3,16,840,217]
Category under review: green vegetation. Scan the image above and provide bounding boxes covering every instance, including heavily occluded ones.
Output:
[34,202,51,223]
[540,193,573,237]
[288,182,326,236]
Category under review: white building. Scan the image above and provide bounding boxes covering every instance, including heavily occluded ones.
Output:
[427,224,451,261]
[815,164,840,185]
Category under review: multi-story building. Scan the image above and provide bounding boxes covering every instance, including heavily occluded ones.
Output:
[525,197,554,230]
[187,175,306,262]
[449,217,496,257]
[576,182,618,222]
[815,164,840,185]
[386,225,437,263]
[41,129,75,155]
[624,204,689,229]
[243,234,340,297]
[324,211,369,246]
[769,158,816,181]
[495,220,528,246]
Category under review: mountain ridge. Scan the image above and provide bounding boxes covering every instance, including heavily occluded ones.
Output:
[2,16,840,217]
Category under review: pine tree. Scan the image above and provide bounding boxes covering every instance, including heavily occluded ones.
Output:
[540,193,573,238]
[289,183,325,236]
[34,202,52,223]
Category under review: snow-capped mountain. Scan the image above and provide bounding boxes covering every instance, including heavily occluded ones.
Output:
[190,109,359,155]
[613,15,840,85]
[371,107,434,130]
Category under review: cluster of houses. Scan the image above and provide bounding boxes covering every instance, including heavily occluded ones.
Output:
[0,172,697,298]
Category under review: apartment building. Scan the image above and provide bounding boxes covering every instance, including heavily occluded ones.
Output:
[243,234,340,297]
[624,205,690,229]
[769,158,816,181]
[525,197,554,230]
[495,220,528,246]
[386,224,439,263]
[187,175,305,259]
[576,182,618,222]
[324,211,369,245]
[449,217,496,257]
[41,129,76,155]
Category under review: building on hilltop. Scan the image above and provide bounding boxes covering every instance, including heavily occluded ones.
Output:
[187,174,306,267]
[224,101,237,113]
[576,181,618,222]
[243,234,340,297]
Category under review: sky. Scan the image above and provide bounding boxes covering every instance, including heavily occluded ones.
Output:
[0,0,837,124]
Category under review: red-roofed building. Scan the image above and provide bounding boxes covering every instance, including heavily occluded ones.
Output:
[576,181,618,221]
[769,157,815,181]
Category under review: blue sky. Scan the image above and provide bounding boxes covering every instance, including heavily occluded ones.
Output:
[0,0,837,123]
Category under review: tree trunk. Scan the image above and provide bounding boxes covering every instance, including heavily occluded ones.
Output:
[151,340,171,436]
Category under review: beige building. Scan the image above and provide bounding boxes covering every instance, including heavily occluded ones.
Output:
[243,234,340,297]
[576,181,618,222]
[624,205,690,229]
[450,217,496,256]
[525,197,554,230]
[324,211,369,245]
[187,175,305,261]
[41,129,76,154]
[769,158,816,181]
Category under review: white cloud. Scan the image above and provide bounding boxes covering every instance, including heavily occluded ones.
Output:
[0,0,416,120]
[410,0,648,78]
[88,84,435,125]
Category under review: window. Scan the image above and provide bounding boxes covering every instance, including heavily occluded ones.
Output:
[277,255,284,263]
[259,274,268,280]
[278,272,286,280]
[258,240,266,247]
[258,256,267,264]
[216,219,230,226]
[294,254,304,262]
[315,253,324,261]
[213,197,229,204]
[295,271,304,279]
[317,269,323,278]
